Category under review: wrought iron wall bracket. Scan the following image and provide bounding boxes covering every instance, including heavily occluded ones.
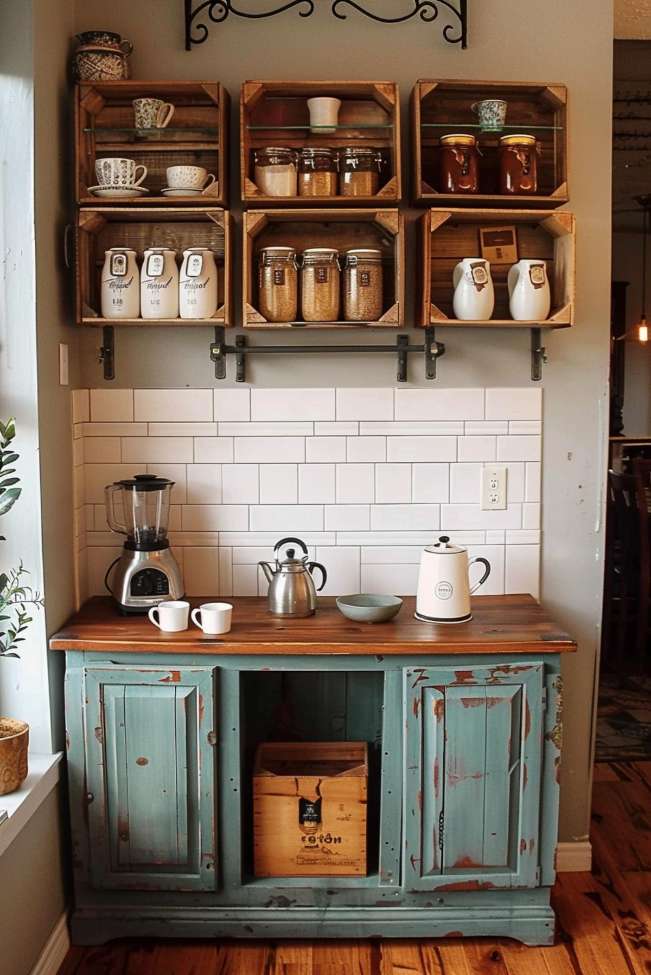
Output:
[99,326,115,381]
[185,1,467,49]
[530,327,548,382]
[210,326,446,383]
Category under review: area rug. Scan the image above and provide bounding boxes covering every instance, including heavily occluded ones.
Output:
[595,674,651,762]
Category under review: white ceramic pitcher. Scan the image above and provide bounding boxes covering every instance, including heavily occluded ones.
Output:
[141,248,179,319]
[508,259,551,321]
[452,258,495,321]
[179,248,218,319]
[100,247,139,319]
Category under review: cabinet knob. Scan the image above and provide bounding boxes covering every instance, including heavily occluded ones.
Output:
[86,792,94,803]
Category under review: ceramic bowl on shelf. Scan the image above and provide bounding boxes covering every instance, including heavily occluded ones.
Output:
[336,594,403,624]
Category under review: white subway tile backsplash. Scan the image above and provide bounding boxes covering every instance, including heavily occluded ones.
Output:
[182,505,249,531]
[375,464,412,503]
[522,502,541,530]
[336,388,394,421]
[361,563,419,594]
[149,422,218,437]
[497,436,541,462]
[134,389,213,422]
[509,420,542,435]
[506,530,541,545]
[306,437,346,463]
[498,463,525,504]
[505,545,540,597]
[360,421,463,436]
[450,463,481,503]
[187,464,222,504]
[235,437,305,463]
[412,464,449,503]
[221,421,313,437]
[339,531,482,546]
[260,464,298,504]
[252,388,334,422]
[214,388,250,421]
[184,547,220,597]
[146,464,187,503]
[362,547,423,564]
[468,545,505,596]
[219,547,233,596]
[485,387,542,421]
[464,421,508,435]
[371,505,439,531]
[387,437,456,462]
[232,563,259,597]
[336,464,374,503]
[347,437,386,462]
[457,437,496,462]
[222,532,335,547]
[90,388,133,422]
[122,437,194,464]
[83,422,147,437]
[525,462,541,502]
[72,389,90,424]
[314,422,359,436]
[195,438,234,463]
[84,463,141,504]
[249,505,324,532]
[222,464,259,504]
[315,547,360,596]
[395,388,484,421]
[299,465,336,504]
[325,505,370,531]
[441,503,522,530]
[485,530,506,544]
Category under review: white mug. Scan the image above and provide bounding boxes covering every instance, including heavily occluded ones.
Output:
[95,157,147,187]
[166,165,216,190]
[148,600,190,632]
[307,96,341,134]
[191,602,232,635]
[133,97,175,130]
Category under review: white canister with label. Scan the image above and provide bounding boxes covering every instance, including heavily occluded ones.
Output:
[101,247,140,319]
[452,257,495,321]
[179,247,218,319]
[508,259,551,321]
[141,248,179,319]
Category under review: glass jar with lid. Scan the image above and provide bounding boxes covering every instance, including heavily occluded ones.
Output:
[439,133,480,194]
[258,246,298,322]
[301,248,340,322]
[298,148,338,197]
[343,248,384,322]
[254,147,297,197]
[499,134,540,195]
[340,148,383,197]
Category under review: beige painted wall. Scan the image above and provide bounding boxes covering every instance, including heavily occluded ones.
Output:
[72,0,613,843]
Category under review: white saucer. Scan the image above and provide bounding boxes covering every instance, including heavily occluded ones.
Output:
[161,186,202,197]
[88,184,150,198]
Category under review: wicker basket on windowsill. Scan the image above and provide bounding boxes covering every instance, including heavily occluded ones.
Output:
[0,718,29,795]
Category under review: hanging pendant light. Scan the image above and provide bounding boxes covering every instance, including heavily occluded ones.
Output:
[634,195,649,343]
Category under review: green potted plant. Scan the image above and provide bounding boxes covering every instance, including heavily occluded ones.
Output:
[0,419,43,795]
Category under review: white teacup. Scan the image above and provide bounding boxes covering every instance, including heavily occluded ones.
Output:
[96,157,147,187]
[133,97,175,130]
[148,600,190,632]
[166,165,216,190]
[307,96,341,134]
[191,602,232,635]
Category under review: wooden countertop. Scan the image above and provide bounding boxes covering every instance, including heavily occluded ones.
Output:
[50,595,575,656]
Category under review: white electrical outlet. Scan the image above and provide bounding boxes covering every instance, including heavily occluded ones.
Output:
[59,343,69,386]
[481,465,507,510]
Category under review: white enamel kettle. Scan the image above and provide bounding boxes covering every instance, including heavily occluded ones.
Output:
[415,535,491,623]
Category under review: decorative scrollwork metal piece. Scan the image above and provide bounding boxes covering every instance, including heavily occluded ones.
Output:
[185,0,467,49]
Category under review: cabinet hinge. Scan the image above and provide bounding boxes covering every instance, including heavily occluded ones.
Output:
[535,865,541,885]
[542,687,548,712]
[438,810,445,851]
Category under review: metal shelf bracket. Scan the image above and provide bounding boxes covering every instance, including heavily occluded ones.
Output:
[530,327,547,382]
[99,326,115,381]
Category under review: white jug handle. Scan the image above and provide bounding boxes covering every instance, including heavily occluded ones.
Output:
[469,557,491,594]
[452,261,464,290]
[148,607,161,629]
[191,608,203,631]
[507,263,520,297]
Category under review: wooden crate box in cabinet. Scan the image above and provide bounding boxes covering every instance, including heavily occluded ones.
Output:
[412,80,568,208]
[253,741,368,878]
[244,208,404,329]
[241,81,401,206]
[76,207,231,326]
[418,209,575,328]
[76,81,229,206]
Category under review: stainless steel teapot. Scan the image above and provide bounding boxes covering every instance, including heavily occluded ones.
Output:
[259,537,327,618]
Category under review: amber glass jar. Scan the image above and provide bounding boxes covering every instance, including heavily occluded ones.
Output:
[301,248,340,322]
[339,148,383,197]
[258,246,298,321]
[343,248,384,322]
[298,148,338,197]
[499,134,540,195]
[439,133,480,194]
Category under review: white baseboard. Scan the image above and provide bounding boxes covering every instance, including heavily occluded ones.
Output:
[30,914,69,975]
[555,840,592,872]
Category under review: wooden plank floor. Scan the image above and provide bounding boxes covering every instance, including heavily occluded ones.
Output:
[58,761,651,975]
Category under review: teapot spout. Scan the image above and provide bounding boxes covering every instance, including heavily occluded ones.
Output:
[258,561,275,585]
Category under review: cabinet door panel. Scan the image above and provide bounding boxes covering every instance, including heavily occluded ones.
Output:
[405,664,543,891]
[84,665,216,891]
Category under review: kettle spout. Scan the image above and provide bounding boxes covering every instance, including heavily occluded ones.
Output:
[258,561,275,585]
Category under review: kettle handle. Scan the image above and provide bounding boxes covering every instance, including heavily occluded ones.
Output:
[274,536,309,557]
[307,561,328,592]
[469,557,491,594]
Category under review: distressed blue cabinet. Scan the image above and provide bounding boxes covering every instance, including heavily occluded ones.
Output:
[84,665,217,891]
[404,663,543,891]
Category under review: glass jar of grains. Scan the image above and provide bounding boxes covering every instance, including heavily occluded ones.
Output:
[301,248,340,322]
[254,147,297,197]
[298,148,338,197]
[258,246,298,322]
[340,148,383,197]
[343,248,384,322]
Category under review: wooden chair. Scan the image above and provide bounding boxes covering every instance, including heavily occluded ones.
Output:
[632,459,651,669]
[603,470,642,670]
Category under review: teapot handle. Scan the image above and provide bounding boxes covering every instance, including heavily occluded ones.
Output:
[307,561,328,592]
[469,557,491,594]
[274,536,309,557]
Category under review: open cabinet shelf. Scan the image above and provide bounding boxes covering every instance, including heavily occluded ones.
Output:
[412,80,568,208]
[240,81,401,207]
[76,81,229,207]
[417,208,575,329]
[75,206,232,327]
[243,208,404,329]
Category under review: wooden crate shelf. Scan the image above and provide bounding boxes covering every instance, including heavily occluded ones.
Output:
[418,208,575,329]
[241,81,401,207]
[243,208,404,329]
[76,81,229,207]
[75,207,232,327]
[412,80,568,208]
